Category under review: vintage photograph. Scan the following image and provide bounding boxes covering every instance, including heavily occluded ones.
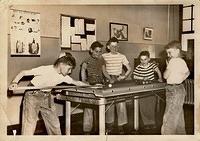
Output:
[143,27,153,40]
[110,22,128,41]
[0,1,199,141]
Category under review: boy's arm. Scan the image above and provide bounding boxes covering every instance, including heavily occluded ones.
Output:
[9,70,34,90]
[102,65,114,83]
[163,69,170,79]
[118,63,131,80]
[80,62,87,82]
[133,75,143,80]
[63,75,89,86]
[182,70,190,81]
[154,67,163,82]
[71,79,89,86]
[124,63,131,78]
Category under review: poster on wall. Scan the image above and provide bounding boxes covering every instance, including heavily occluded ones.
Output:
[60,14,96,51]
[10,9,41,56]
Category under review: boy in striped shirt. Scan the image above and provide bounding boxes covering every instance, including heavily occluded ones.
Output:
[132,51,162,129]
[102,37,131,134]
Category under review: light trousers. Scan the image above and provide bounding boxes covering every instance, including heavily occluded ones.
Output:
[106,102,128,126]
[22,91,61,135]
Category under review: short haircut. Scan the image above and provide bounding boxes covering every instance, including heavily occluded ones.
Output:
[64,52,72,57]
[90,41,103,50]
[139,51,150,58]
[165,40,181,50]
[59,51,72,58]
[54,55,76,68]
[107,37,119,46]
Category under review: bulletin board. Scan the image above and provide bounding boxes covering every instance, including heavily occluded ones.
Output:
[10,9,41,56]
[60,14,96,51]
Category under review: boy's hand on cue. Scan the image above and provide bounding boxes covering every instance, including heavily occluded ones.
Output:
[9,82,18,90]
[117,75,126,81]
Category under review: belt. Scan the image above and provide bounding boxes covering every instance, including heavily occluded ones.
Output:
[167,83,182,86]
[29,90,52,108]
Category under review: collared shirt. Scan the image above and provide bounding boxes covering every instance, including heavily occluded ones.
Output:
[102,52,129,76]
[166,58,189,84]
[30,65,73,87]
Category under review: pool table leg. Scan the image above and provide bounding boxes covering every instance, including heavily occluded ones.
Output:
[65,101,71,135]
[134,96,139,131]
[99,104,105,135]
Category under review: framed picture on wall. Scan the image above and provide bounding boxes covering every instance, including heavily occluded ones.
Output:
[143,27,153,40]
[10,9,41,56]
[110,22,128,41]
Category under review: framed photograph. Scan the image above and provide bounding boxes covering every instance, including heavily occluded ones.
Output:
[143,27,153,40]
[110,22,128,41]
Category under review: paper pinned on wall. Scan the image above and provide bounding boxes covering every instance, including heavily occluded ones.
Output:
[86,23,96,31]
[61,16,71,48]
[62,16,70,34]
[75,19,85,34]
[75,19,79,34]
[79,19,85,34]
[61,35,71,48]
[70,27,76,35]
[71,35,81,43]
[71,43,81,51]
[80,39,87,50]
[86,35,96,50]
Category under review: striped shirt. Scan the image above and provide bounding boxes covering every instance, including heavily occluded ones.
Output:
[102,52,129,75]
[133,62,157,80]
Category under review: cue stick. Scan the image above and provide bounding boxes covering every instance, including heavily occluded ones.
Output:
[9,85,96,91]
[8,85,92,95]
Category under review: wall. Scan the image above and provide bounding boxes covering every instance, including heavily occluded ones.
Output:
[7,5,180,125]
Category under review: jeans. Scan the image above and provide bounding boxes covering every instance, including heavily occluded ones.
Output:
[161,84,186,135]
[21,91,61,135]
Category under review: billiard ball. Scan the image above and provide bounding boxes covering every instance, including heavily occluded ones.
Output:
[108,84,112,88]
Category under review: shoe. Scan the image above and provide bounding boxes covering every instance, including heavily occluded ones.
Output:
[118,125,125,135]
[106,123,114,135]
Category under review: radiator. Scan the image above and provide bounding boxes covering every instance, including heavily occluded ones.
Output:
[184,79,194,105]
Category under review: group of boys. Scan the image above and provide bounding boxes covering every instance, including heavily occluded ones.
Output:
[9,37,190,135]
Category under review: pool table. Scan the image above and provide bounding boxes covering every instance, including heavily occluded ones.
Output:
[55,80,166,135]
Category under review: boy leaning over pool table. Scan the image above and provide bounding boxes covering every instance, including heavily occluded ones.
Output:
[9,55,88,135]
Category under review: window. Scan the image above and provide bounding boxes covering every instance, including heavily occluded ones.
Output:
[182,5,194,34]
